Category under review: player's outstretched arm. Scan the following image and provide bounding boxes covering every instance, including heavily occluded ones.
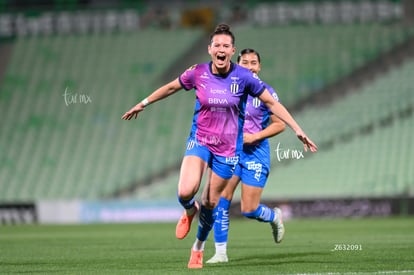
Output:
[121,78,182,120]
[258,89,318,152]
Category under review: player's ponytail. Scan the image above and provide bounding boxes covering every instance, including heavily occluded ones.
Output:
[209,23,235,45]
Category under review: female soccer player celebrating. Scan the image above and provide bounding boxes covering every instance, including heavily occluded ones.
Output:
[207,48,286,264]
[122,24,317,269]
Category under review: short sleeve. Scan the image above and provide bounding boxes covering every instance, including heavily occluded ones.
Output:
[265,84,280,102]
[248,72,266,98]
[179,64,197,91]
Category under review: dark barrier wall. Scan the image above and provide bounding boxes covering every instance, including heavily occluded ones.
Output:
[0,203,37,224]
[230,197,414,219]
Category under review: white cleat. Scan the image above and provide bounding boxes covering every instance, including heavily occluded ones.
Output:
[270,207,285,243]
[206,253,228,264]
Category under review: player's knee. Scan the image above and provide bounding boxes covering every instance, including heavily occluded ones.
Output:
[177,190,193,200]
[177,183,197,199]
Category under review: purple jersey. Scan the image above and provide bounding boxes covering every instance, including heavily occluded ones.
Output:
[244,83,279,135]
[237,83,280,181]
[179,62,265,157]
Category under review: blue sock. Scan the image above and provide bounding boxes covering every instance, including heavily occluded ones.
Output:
[213,197,231,243]
[196,205,215,242]
[177,194,195,209]
[242,204,275,222]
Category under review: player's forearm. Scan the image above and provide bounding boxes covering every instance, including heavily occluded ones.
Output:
[259,90,302,133]
[142,79,181,106]
[269,103,302,134]
[266,102,301,134]
[251,121,285,143]
[122,79,182,120]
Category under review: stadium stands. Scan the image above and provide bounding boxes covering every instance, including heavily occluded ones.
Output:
[0,23,413,201]
[132,58,414,200]
[0,29,202,201]
[233,23,414,106]
[263,59,414,199]
[264,114,413,199]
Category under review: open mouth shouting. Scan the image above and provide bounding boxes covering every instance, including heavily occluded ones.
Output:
[216,54,227,67]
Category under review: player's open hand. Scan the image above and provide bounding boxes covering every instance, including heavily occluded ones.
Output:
[296,130,318,152]
[121,103,144,120]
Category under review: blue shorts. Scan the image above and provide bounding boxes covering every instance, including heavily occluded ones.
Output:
[184,137,238,179]
[234,145,270,188]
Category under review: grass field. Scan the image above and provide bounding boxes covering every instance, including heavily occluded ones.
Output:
[1,217,413,274]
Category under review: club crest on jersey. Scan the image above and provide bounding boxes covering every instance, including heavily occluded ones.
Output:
[230,82,239,94]
[230,76,240,94]
[252,97,261,108]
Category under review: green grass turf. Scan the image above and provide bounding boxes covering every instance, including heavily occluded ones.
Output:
[0,217,413,274]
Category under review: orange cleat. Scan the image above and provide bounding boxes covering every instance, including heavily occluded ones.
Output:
[175,201,199,239]
[187,249,203,269]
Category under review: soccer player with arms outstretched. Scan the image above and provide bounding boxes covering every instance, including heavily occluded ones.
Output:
[122,24,317,269]
[207,48,286,264]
